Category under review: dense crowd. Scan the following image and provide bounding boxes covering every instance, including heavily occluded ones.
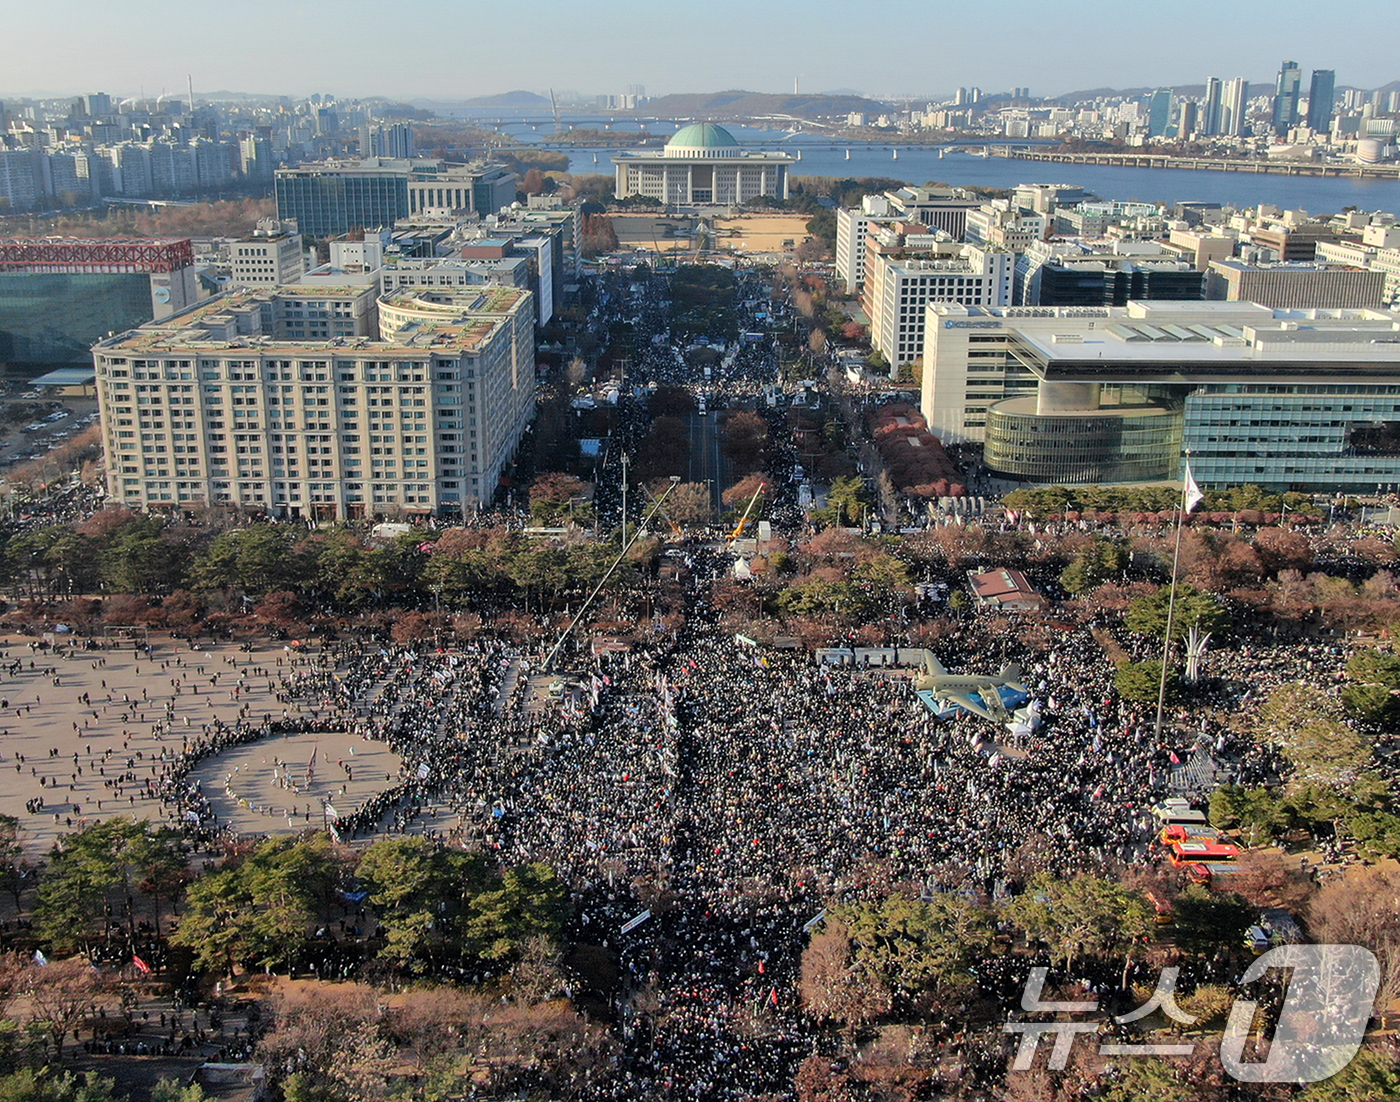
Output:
[20,268,1377,1098]
[132,528,1363,1098]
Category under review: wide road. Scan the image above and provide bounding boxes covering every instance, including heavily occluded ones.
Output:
[686,408,728,516]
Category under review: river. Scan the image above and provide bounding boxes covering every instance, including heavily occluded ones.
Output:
[481,116,1400,212]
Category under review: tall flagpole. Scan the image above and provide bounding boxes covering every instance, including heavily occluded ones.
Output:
[1153,451,1191,742]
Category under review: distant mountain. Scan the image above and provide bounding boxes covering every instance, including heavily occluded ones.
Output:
[639,90,889,120]
[1050,86,1146,102]
[1050,84,1253,102]
[460,90,551,108]
[198,90,286,102]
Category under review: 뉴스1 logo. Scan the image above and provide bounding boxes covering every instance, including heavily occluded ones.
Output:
[1006,945,1380,1083]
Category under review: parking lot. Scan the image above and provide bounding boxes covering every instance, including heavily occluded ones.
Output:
[0,387,100,496]
[2,391,97,452]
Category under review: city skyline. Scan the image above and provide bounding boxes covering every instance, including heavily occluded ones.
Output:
[4,0,1399,103]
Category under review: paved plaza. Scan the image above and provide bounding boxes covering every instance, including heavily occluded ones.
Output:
[0,635,403,854]
[189,727,403,835]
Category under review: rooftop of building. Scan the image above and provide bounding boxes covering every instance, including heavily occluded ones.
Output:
[97,325,506,358]
[967,567,1046,609]
[928,302,1400,369]
[890,185,977,202]
[94,284,529,356]
[990,395,1178,419]
[241,226,302,241]
[613,148,796,163]
[379,286,529,316]
[382,253,527,271]
[1208,259,1371,273]
[1043,256,1196,271]
[376,290,529,347]
[615,125,795,163]
[32,366,98,387]
[667,123,740,150]
[275,157,513,179]
[259,283,373,299]
[876,248,1004,274]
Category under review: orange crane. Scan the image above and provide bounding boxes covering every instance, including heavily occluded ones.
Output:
[727,482,767,547]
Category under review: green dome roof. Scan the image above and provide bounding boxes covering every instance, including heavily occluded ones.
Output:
[666,123,740,150]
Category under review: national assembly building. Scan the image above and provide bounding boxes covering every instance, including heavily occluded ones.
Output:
[612,123,795,207]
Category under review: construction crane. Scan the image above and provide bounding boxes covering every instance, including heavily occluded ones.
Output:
[727,482,767,547]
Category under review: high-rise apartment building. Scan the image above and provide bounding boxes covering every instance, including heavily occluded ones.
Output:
[92,283,535,518]
[76,93,113,119]
[1273,61,1302,132]
[361,123,415,160]
[240,136,274,182]
[1178,101,1199,137]
[1202,78,1223,135]
[1222,78,1250,137]
[1147,89,1172,137]
[1307,69,1336,133]
[0,150,40,212]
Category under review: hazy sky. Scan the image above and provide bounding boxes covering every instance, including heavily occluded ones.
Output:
[5,0,1399,102]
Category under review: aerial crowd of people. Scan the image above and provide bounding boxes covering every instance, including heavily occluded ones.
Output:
[112,533,1350,1097]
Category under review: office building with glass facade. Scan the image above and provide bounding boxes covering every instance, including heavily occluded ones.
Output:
[1,271,155,364]
[923,300,1400,491]
[275,159,517,238]
[0,238,199,366]
[984,392,1184,483]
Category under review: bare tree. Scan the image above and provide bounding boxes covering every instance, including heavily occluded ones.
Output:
[1309,867,1400,1009]
[9,958,115,1059]
[386,986,491,1076]
[799,918,892,1029]
[509,934,567,1005]
[324,1021,398,1102]
[658,482,713,528]
[257,982,380,1081]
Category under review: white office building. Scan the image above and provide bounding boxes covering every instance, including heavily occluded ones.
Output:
[835,195,891,293]
[921,300,1400,491]
[835,187,984,292]
[230,219,305,287]
[865,247,1015,367]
